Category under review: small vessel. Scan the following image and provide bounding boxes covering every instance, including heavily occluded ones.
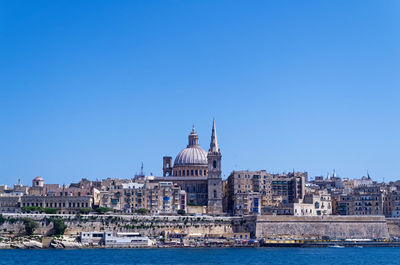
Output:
[329,244,345,248]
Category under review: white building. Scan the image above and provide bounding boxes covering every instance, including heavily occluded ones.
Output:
[294,190,332,216]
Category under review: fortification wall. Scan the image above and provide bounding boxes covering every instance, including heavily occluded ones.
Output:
[0,214,233,237]
[251,215,390,239]
[1,214,395,240]
[386,218,400,238]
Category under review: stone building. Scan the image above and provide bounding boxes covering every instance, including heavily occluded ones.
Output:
[0,195,21,213]
[21,195,93,214]
[389,190,400,217]
[227,170,307,215]
[294,190,332,216]
[338,186,384,216]
[18,176,100,214]
[99,177,187,215]
[0,179,30,213]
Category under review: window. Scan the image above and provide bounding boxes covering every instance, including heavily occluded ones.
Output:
[213,160,217,169]
[214,190,217,198]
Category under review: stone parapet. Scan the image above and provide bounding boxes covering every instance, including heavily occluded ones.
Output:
[252,215,389,239]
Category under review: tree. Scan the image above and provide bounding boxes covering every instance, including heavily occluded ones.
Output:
[44,208,57,214]
[95,207,112,214]
[0,214,5,225]
[79,208,92,214]
[51,218,67,236]
[21,206,57,214]
[22,218,38,236]
[177,209,186,215]
[136,208,147,214]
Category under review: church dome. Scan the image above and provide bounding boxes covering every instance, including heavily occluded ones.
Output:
[174,126,208,166]
[174,146,208,166]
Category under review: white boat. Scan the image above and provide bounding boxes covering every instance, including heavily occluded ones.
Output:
[329,244,345,248]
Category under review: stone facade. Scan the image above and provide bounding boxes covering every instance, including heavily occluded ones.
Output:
[227,170,307,215]
[21,195,93,214]
[338,186,384,215]
[238,215,390,240]
[99,177,187,214]
[294,190,332,216]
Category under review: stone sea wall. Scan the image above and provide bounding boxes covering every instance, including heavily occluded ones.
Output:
[0,214,234,237]
[242,215,390,239]
[386,218,400,238]
[1,214,398,240]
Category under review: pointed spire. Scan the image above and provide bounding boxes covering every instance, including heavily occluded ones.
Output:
[209,119,219,152]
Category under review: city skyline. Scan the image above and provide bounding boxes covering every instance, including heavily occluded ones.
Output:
[1,1,400,185]
[0,119,397,186]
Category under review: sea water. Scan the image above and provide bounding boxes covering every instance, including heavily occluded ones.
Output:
[0,247,398,265]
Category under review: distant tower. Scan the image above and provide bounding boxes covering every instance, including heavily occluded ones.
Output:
[163,156,173,176]
[207,119,223,214]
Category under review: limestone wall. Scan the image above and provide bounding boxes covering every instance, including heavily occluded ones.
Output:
[1,213,395,240]
[0,214,233,237]
[386,218,400,238]
[252,215,390,239]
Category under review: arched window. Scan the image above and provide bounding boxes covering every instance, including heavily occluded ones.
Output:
[214,190,217,198]
[213,160,217,169]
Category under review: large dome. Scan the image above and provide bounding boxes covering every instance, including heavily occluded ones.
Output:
[174,145,208,166]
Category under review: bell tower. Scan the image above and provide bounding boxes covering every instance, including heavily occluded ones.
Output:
[207,119,223,214]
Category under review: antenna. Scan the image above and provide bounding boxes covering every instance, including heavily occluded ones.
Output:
[141,162,144,176]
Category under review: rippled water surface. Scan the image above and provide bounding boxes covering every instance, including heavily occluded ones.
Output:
[0,247,399,265]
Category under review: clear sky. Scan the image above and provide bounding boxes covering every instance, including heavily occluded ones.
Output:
[1,1,399,186]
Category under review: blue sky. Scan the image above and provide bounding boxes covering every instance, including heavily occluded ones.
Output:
[1,1,399,186]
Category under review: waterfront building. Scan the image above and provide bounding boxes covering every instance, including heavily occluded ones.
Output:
[0,195,21,213]
[18,176,100,214]
[21,194,93,214]
[0,179,31,213]
[227,170,307,215]
[141,180,186,215]
[99,177,187,215]
[293,190,332,216]
[338,185,384,216]
[80,232,154,247]
[104,232,154,247]
[390,190,400,217]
